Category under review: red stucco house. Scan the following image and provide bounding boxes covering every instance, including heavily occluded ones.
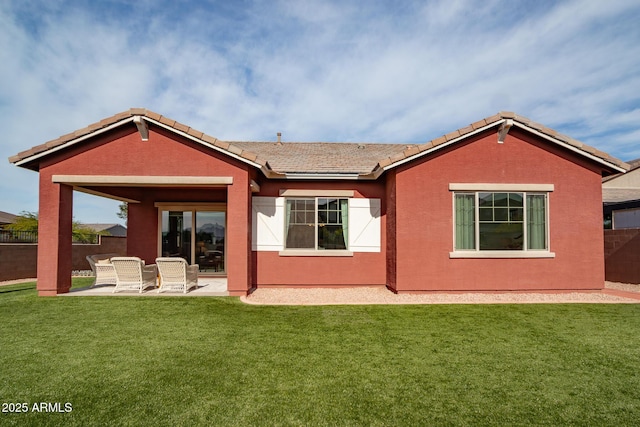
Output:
[9,109,628,296]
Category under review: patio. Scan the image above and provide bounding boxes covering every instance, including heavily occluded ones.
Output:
[64,277,229,296]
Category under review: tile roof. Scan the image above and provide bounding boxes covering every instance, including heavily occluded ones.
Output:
[230,141,403,174]
[8,108,629,176]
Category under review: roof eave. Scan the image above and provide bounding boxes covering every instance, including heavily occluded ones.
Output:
[11,116,137,170]
[510,121,628,174]
[378,118,628,175]
[10,113,275,176]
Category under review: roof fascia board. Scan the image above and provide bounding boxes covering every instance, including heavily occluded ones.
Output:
[382,121,501,172]
[510,122,627,174]
[143,117,264,170]
[14,117,136,167]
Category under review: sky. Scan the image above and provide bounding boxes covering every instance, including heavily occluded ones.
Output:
[1,0,640,225]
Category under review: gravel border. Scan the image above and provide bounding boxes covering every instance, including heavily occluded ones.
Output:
[3,278,639,304]
[242,282,640,305]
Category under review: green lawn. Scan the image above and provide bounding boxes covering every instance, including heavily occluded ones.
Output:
[1,279,639,426]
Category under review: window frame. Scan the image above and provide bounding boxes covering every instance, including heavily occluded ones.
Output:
[282,196,352,255]
[450,186,555,259]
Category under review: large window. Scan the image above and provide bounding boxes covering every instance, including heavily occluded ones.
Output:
[285,198,348,250]
[454,192,548,252]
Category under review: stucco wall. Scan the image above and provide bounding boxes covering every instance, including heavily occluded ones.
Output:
[390,128,606,292]
[25,119,612,294]
[252,180,387,287]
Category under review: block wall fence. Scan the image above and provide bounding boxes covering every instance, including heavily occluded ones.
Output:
[0,236,126,282]
[604,228,640,284]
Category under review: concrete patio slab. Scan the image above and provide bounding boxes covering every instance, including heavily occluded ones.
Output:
[63,277,229,296]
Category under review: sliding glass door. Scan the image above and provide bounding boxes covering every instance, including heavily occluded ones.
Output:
[194,211,225,273]
[160,208,225,274]
[161,211,192,263]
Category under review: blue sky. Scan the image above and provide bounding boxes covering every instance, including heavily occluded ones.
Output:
[2,0,640,225]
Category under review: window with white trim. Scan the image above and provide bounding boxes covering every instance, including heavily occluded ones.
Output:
[252,196,380,254]
[454,192,548,251]
[285,198,349,250]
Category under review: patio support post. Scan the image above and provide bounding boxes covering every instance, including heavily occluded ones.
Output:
[226,174,252,295]
[386,170,397,291]
[37,174,73,296]
[127,198,158,263]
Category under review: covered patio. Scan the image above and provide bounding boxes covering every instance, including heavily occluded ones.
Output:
[10,109,261,296]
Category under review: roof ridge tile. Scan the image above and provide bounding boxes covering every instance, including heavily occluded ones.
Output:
[144,110,162,121]
[201,134,217,144]
[129,107,146,115]
[187,128,204,139]
[173,121,190,133]
[158,116,176,127]
[444,130,461,141]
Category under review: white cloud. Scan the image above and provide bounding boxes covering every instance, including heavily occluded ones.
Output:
[1,0,640,223]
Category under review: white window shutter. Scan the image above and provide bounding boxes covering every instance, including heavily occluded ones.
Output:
[252,197,285,251]
[348,198,381,252]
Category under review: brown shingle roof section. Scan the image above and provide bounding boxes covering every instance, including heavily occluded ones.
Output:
[8,108,629,176]
[231,141,403,174]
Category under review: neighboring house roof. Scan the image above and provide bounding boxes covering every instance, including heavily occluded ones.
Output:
[0,211,17,225]
[603,158,640,204]
[84,223,127,236]
[603,188,640,204]
[9,108,629,177]
[603,158,640,183]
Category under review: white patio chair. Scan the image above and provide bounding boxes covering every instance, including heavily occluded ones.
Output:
[111,257,157,293]
[86,253,120,287]
[155,257,199,293]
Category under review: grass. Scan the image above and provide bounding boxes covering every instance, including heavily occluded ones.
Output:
[1,280,639,426]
